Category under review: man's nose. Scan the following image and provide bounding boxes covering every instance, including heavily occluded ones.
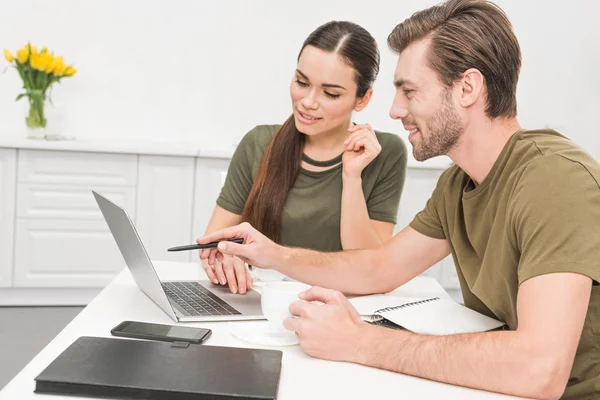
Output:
[389,103,408,120]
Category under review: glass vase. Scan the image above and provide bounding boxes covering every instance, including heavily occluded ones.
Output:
[25,94,47,139]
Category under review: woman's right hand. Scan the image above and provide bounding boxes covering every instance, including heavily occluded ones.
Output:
[201,253,253,294]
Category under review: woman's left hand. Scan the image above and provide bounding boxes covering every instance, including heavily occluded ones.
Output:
[342,123,382,179]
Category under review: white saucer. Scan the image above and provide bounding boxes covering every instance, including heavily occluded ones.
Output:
[230,321,299,347]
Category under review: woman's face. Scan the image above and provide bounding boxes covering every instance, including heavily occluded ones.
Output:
[290,45,362,137]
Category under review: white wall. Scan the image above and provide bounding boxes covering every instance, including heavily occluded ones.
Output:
[1,0,598,160]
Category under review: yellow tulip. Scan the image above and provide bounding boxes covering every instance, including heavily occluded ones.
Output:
[30,53,43,71]
[3,49,13,62]
[44,54,56,73]
[64,66,77,76]
[16,48,28,64]
[51,56,64,75]
[40,46,48,54]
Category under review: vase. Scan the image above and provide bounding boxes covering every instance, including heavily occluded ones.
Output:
[25,94,47,140]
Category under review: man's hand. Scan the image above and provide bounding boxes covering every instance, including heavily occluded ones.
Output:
[283,286,370,363]
[197,222,283,271]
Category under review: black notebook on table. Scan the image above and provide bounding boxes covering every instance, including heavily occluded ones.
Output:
[34,336,283,400]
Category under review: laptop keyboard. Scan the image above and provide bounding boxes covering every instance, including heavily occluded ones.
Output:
[162,282,242,317]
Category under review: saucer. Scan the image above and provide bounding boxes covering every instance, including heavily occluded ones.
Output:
[230,321,299,347]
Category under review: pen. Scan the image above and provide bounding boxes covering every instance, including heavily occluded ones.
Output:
[167,238,244,252]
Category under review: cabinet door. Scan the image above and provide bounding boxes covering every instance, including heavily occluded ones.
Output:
[13,219,126,287]
[192,158,230,244]
[0,150,16,287]
[136,155,195,262]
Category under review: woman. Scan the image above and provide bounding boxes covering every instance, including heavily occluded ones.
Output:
[201,21,407,294]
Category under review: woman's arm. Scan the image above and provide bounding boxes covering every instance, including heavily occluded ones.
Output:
[340,175,394,249]
[340,124,401,250]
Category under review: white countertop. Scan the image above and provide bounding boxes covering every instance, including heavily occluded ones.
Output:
[0,136,452,169]
[0,261,519,400]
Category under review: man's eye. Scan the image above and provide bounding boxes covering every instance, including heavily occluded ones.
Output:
[403,89,413,97]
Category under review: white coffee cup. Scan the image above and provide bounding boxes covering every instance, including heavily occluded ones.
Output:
[261,281,310,329]
[252,268,287,282]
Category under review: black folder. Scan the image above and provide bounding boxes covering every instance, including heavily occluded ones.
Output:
[34,336,283,400]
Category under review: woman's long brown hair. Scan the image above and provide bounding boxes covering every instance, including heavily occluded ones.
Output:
[241,21,380,243]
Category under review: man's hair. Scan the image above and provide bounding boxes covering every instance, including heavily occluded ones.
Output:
[388,0,521,119]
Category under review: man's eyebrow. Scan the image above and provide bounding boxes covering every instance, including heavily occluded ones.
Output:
[296,69,347,90]
[394,78,416,88]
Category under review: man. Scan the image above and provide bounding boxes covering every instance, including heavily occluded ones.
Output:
[198,0,599,398]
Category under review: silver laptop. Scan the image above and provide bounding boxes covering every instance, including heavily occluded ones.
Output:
[92,190,264,322]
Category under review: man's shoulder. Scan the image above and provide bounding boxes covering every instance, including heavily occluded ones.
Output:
[514,129,600,185]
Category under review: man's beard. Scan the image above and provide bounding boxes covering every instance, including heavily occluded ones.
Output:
[412,89,463,162]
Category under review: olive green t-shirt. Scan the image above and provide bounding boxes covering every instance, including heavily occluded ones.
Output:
[410,129,600,399]
[217,124,407,251]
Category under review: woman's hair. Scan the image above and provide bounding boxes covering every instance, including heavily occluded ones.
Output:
[241,21,380,243]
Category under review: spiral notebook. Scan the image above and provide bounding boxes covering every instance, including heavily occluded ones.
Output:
[349,295,505,335]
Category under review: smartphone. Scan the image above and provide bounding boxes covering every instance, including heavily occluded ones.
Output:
[111,320,212,344]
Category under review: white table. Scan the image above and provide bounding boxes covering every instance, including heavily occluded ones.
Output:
[1,262,520,400]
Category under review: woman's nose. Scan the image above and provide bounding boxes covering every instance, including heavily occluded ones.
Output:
[301,91,319,110]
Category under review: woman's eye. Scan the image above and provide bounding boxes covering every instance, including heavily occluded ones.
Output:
[296,80,308,87]
[324,91,340,99]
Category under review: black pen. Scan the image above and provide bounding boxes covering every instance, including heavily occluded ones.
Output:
[167,238,244,252]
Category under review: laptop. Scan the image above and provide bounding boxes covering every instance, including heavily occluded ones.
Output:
[92,190,264,322]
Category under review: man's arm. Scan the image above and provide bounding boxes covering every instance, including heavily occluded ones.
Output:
[355,272,591,399]
[202,223,451,295]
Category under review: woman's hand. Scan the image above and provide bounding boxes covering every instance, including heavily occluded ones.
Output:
[342,123,382,179]
[201,254,253,294]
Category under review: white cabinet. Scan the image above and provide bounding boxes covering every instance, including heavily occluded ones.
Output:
[0,150,16,287]
[13,150,137,288]
[192,157,231,240]
[0,143,455,305]
[13,219,128,287]
[135,155,195,263]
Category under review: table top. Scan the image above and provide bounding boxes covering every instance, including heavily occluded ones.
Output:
[0,261,520,400]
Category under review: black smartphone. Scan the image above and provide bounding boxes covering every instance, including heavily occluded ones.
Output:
[111,320,212,344]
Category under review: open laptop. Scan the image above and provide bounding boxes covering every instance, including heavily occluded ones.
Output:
[92,190,264,322]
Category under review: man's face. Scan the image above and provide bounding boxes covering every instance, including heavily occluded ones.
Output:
[389,39,463,161]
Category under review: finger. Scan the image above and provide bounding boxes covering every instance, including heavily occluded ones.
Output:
[299,286,343,304]
[283,316,299,332]
[201,260,219,284]
[196,223,250,245]
[199,248,210,260]
[246,269,253,289]
[345,132,364,150]
[213,258,227,286]
[353,137,369,152]
[222,255,238,294]
[217,240,252,261]
[289,300,318,317]
[346,123,372,134]
[232,257,248,294]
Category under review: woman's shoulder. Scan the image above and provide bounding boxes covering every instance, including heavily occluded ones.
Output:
[373,130,408,160]
[238,124,281,154]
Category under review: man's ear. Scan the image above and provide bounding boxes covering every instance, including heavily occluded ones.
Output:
[459,68,485,108]
[354,88,373,112]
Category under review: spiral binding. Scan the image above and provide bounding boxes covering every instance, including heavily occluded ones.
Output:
[373,297,440,314]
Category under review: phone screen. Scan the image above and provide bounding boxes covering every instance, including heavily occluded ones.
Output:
[117,321,210,341]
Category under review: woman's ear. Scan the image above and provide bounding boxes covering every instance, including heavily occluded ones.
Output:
[354,88,373,112]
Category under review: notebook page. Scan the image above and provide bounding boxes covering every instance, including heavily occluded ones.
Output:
[381,298,505,335]
[348,295,433,322]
